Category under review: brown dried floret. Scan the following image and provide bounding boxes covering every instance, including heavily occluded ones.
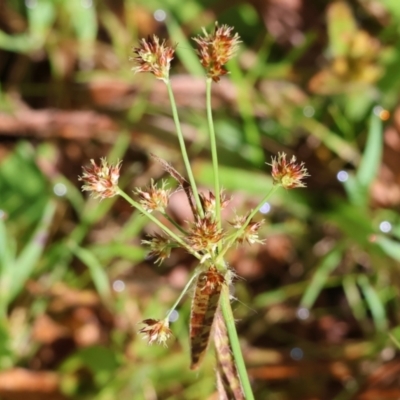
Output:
[79,158,121,199]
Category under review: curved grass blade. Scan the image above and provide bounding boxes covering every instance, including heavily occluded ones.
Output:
[214,309,244,400]
[9,200,56,303]
[357,275,388,331]
[374,235,400,261]
[190,266,225,370]
[342,275,367,322]
[356,111,383,189]
[166,17,204,77]
[71,245,112,304]
[300,248,342,310]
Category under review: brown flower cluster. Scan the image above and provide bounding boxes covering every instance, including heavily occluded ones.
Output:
[229,215,264,245]
[135,179,171,213]
[79,158,121,199]
[193,23,241,82]
[139,318,172,347]
[269,152,309,189]
[142,233,174,265]
[187,216,224,254]
[130,35,175,81]
[199,191,230,217]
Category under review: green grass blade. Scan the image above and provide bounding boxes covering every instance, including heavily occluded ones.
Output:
[374,235,400,261]
[71,245,111,303]
[301,118,360,163]
[166,17,203,77]
[254,274,346,307]
[229,59,264,164]
[389,327,400,349]
[356,111,383,188]
[357,275,388,331]
[0,218,15,319]
[342,275,366,322]
[9,200,56,303]
[300,248,342,309]
[0,217,12,270]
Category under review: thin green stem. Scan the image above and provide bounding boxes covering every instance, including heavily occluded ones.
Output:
[162,212,188,235]
[165,80,204,219]
[217,185,279,262]
[206,78,221,232]
[220,286,254,400]
[165,270,199,320]
[117,189,201,260]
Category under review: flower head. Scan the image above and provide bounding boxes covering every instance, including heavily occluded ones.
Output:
[199,191,230,217]
[130,35,175,81]
[79,158,121,199]
[193,22,241,82]
[269,152,309,189]
[135,179,171,213]
[139,318,172,347]
[230,215,265,245]
[142,233,174,265]
[187,216,223,254]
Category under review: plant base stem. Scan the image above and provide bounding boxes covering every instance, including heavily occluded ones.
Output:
[220,286,255,400]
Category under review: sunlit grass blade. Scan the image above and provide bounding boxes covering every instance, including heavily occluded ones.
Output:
[190,267,224,370]
[0,218,15,319]
[389,327,400,350]
[0,217,15,273]
[301,118,360,163]
[342,275,367,322]
[356,111,383,188]
[374,235,400,261]
[89,243,145,264]
[300,248,342,310]
[342,173,368,207]
[214,309,244,400]
[255,275,345,307]
[8,200,56,304]
[357,275,388,331]
[229,59,264,164]
[166,17,203,77]
[71,245,112,304]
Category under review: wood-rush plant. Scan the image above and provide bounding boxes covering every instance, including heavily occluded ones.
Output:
[79,23,309,400]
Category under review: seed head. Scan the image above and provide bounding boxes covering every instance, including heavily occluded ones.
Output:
[142,233,174,265]
[135,179,171,213]
[130,35,175,81]
[230,215,265,245]
[79,158,121,199]
[187,216,224,253]
[199,191,230,217]
[139,318,172,347]
[269,152,309,189]
[193,22,241,82]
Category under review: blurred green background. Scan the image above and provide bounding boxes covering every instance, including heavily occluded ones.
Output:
[1,0,400,399]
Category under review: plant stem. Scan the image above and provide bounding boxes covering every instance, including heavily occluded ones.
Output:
[162,212,188,235]
[206,78,221,230]
[220,285,254,400]
[165,80,204,219]
[165,270,199,320]
[117,188,201,260]
[217,185,279,262]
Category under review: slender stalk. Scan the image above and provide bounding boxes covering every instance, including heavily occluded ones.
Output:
[217,185,278,262]
[165,270,199,320]
[206,78,221,229]
[162,212,188,235]
[117,189,201,260]
[165,80,204,219]
[220,286,254,400]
